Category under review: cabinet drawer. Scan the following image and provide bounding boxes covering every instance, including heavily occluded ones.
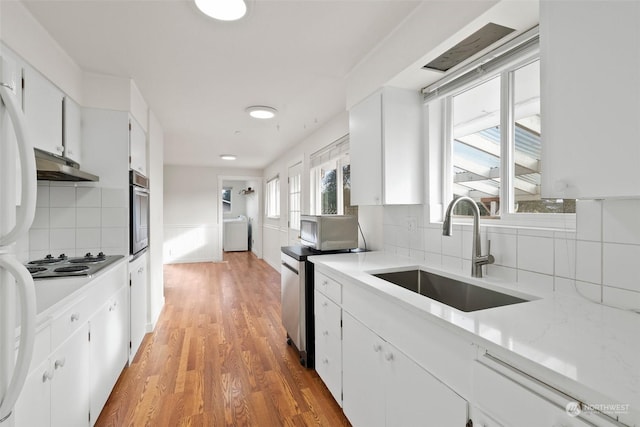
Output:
[315,272,341,303]
[314,291,341,326]
[51,298,88,349]
[474,357,604,427]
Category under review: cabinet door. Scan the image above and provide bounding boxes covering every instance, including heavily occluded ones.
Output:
[51,324,90,427]
[23,65,64,156]
[342,312,385,427]
[130,253,148,361]
[89,287,128,422]
[314,291,342,405]
[350,91,383,205]
[386,344,468,427]
[540,1,640,199]
[63,96,82,163]
[14,358,52,427]
[129,118,147,175]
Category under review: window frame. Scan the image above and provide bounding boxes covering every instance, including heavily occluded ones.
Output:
[432,38,576,230]
[265,176,280,219]
[310,152,351,215]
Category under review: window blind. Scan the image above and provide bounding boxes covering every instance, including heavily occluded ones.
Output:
[422,26,539,103]
[309,134,349,168]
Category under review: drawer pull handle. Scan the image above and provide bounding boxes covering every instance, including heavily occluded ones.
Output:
[322,301,328,307]
[70,313,80,322]
[322,281,328,286]
[372,344,382,353]
[322,357,329,364]
[323,330,329,336]
[385,352,394,362]
[42,370,53,383]
[54,358,66,369]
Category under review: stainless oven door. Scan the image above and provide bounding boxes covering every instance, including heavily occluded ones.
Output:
[130,185,149,255]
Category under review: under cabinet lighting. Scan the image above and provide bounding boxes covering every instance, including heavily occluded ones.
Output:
[220,154,237,160]
[194,0,247,21]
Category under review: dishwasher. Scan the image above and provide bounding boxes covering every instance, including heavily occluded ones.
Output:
[281,252,309,366]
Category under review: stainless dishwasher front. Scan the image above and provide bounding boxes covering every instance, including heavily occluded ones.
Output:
[281,252,306,364]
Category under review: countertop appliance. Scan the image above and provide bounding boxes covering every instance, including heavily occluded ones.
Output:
[130,170,149,255]
[300,215,358,251]
[280,245,365,368]
[25,252,124,279]
[0,55,37,425]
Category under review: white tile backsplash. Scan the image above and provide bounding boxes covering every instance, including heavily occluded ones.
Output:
[441,227,462,257]
[50,207,76,228]
[602,286,640,311]
[517,270,554,292]
[576,199,602,242]
[49,186,77,208]
[76,208,101,228]
[517,235,554,275]
[554,237,576,279]
[603,243,640,292]
[27,185,128,258]
[602,199,640,245]
[575,240,602,285]
[424,227,442,254]
[487,231,517,268]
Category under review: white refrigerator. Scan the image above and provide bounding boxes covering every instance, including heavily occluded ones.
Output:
[0,54,38,425]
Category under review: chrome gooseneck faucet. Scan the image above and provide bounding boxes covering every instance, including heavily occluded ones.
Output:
[443,196,494,278]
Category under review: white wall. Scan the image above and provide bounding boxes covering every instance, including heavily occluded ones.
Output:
[163,165,261,264]
[261,111,350,271]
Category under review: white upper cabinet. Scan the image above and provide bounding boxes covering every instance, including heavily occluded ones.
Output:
[349,87,422,205]
[540,0,640,199]
[129,117,147,176]
[23,64,64,156]
[63,96,82,164]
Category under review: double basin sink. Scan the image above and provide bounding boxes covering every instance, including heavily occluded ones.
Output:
[372,269,529,312]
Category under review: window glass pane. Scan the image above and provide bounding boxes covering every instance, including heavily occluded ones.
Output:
[452,76,501,216]
[342,163,358,217]
[222,188,231,213]
[289,174,301,230]
[320,164,338,214]
[266,177,280,217]
[512,60,575,214]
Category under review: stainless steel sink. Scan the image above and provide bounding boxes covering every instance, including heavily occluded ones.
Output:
[372,269,529,312]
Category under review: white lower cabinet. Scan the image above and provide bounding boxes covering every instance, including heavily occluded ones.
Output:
[129,252,148,361]
[314,290,342,405]
[89,286,129,423]
[14,262,129,427]
[51,325,90,427]
[342,312,468,427]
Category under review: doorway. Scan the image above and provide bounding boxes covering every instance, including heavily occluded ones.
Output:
[217,176,263,260]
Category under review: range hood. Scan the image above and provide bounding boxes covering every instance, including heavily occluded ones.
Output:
[35,148,99,182]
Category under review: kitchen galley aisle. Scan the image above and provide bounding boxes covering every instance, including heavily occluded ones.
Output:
[95,252,349,426]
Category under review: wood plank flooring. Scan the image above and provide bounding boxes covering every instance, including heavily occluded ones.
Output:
[95,252,350,427]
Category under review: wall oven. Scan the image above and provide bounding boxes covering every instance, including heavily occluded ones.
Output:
[130,170,149,255]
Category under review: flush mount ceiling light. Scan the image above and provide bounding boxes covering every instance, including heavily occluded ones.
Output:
[194,0,247,21]
[220,154,237,161]
[246,105,277,119]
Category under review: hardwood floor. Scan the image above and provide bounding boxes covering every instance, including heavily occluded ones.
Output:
[95,252,350,427]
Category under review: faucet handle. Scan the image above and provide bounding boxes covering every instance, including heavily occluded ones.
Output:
[486,239,495,265]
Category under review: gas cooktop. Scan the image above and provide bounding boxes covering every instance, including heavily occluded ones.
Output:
[26,252,124,279]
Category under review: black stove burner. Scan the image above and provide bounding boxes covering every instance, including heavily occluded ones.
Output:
[28,253,68,265]
[68,252,106,264]
[54,265,90,273]
[27,267,47,274]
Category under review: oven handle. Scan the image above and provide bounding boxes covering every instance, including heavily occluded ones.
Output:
[281,262,298,275]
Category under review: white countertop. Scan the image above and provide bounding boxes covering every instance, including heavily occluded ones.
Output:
[309,251,640,422]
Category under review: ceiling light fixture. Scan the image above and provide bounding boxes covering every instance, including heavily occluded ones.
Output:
[194,0,247,21]
[246,105,277,119]
[220,154,237,160]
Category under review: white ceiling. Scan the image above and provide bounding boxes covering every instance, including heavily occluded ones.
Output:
[21,0,422,169]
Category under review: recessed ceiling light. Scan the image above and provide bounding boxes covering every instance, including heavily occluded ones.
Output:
[246,105,277,119]
[194,0,247,21]
[220,154,237,160]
